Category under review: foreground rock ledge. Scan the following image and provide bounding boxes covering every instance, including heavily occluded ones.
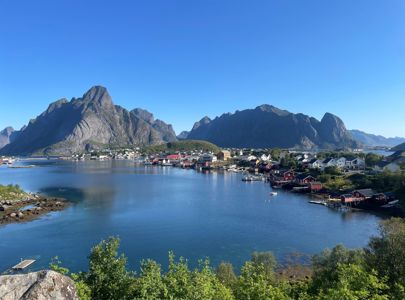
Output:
[0,270,78,300]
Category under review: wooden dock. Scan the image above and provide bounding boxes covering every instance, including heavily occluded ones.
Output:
[12,259,36,270]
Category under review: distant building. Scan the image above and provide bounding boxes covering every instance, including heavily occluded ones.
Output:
[309,182,323,192]
[308,159,324,169]
[199,153,217,163]
[279,170,295,181]
[260,154,271,161]
[353,189,376,200]
[346,158,365,170]
[295,174,316,185]
[217,150,231,161]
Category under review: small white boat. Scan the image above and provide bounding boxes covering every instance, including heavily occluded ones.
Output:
[270,192,278,196]
[309,200,326,205]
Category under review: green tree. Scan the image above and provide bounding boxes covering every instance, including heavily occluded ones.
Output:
[49,256,69,275]
[366,218,405,288]
[162,252,193,299]
[269,148,282,161]
[310,244,365,293]
[250,251,277,281]
[85,237,135,300]
[190,259,234,300]
[71,273,92,300]
[234,261,289,300]
[316,263,389,300]
[348,173,372,189]
[133,259,165,300]
[365,153,382,168]
[324,166,341,175]
[162,253,232,300]
[216,262,237,287]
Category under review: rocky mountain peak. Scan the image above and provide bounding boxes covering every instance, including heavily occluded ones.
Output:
[187,105,358,149]
[82,85,113,107]
[317,112,355,146]
[192,116,211,131]
[131,108,155,124]
[0,86,177,155]
[0,126,14,136]
[177,131,189,140]
[45,98,69,114]
[256,104,290,116]
[0,127,18,150]
[321,112,345,127]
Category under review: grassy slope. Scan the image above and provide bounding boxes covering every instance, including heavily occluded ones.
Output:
[143,140,221,153]
[0,184,27,202]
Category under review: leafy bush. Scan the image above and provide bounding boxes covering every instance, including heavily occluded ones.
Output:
[51,218,405,300]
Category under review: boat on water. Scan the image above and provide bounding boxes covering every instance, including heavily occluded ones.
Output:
[242,175,263,182]
[270,192,278,196]
[309,200,327,206]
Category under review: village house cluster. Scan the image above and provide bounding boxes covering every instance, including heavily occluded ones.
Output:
[372,151,405,173]
[0,156,15,165]
[2,146,403,212]
[297,154,366,171]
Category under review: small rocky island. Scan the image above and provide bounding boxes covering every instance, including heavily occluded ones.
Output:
[0,184,69,225]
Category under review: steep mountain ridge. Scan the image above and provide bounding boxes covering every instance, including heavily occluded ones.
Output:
[1,86,177,155]
[187,105,358,149]
[349,130,405,148]
[0,127,18,149]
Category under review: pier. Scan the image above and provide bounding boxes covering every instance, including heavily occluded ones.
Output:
[12,259,36,271]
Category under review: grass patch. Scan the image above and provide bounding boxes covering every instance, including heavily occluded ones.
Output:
[0,184,27,201]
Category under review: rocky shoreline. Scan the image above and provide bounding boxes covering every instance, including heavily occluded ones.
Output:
[0,194,69,225]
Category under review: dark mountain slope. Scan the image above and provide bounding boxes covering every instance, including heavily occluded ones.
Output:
[1,86,177,155]
[187,105,358,149]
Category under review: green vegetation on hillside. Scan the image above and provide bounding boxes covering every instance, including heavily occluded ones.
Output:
[0,184,26,201]
[143,140,221,154]
[53,217,405,300]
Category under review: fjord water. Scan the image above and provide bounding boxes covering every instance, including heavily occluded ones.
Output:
[0,160,381,273]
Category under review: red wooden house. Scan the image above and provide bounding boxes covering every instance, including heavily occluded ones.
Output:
[279,170,295,181]
[309,182,323,192]
[295,174,316,185]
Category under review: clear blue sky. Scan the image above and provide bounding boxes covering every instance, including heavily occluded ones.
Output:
[0,0,404,136]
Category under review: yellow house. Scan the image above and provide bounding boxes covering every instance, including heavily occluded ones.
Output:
[217,150,231,161]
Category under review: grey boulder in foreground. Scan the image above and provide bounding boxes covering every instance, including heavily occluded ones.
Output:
[0,270,78,300]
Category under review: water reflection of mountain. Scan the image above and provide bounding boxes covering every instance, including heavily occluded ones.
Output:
[39,186,116,206]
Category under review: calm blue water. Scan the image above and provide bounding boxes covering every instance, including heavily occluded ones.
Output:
[0,160,381,273]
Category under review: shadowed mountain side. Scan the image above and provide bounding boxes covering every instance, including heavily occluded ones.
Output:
[187,105,358,150]
[0,86,177,156]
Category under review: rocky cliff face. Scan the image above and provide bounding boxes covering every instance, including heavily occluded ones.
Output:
[0,127,19,149]
[177,131,190,140]
[1,86,177,156]
[0,270,78,300]
[187,105,358,150]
